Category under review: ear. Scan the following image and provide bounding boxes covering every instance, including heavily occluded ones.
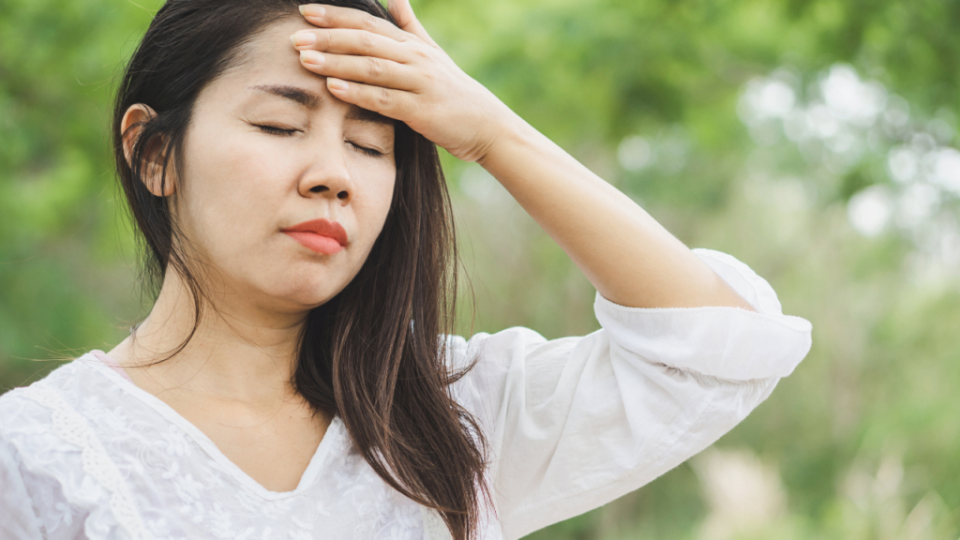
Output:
[120,104,176,197]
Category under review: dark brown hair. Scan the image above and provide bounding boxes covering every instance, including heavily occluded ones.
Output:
[112,1,489,538]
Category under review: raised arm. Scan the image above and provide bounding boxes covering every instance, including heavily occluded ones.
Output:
[475,118,753,310]
[289,10,811,538]
[292,0,753,310]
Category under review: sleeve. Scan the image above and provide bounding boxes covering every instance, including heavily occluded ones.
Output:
[0,435,44,539]
[449,248,812,540]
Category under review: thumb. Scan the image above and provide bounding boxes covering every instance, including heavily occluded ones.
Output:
[388,0,438,47]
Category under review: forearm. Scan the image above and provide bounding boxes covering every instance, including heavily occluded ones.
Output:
[478,114,754,310]
[289,3,757,310]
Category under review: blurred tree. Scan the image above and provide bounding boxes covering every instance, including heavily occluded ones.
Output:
[0,0,156,387]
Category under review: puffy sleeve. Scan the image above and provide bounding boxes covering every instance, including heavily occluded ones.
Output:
[448,249,812,540]
[0,436,44,539]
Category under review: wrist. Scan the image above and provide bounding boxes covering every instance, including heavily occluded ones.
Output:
[475,109,530,169]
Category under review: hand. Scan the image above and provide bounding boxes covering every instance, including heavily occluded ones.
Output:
[292,1,517,163]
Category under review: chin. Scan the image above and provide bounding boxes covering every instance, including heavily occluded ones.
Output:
[241,260,359,312]
[267,279,349,311]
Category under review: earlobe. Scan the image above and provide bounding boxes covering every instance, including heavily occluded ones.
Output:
[120,103,176,197]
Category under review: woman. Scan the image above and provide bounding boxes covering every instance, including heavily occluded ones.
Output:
[0,0,812,539]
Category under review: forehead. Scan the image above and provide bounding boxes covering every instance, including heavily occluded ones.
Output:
[206,17,389,124]
[229,17,316,83]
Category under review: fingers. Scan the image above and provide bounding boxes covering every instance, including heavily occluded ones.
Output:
[387,0,438,48]
[294,3,439,122]
[299,4,422,45]
[324,78,414,121]
[299,50,420,92]
[292,28,413,64]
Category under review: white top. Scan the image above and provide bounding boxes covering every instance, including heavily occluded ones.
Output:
[0,249,812,540]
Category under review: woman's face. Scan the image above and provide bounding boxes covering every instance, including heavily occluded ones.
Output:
[167,17,397,314]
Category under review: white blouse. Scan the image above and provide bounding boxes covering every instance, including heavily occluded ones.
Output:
[0,249,812,540]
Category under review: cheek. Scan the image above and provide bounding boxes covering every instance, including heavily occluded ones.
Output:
[177,130,291,260]
[355,161,397,232]
[340,160,395,275]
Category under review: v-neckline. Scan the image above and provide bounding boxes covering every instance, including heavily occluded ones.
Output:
[82,350,342,501]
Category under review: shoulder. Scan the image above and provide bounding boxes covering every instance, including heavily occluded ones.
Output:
[0,356,105,426]
[443,325,577,368]
[442,326,591,423]
[0,356,136,539]
[0,354,123,466]
[442,326,576,390]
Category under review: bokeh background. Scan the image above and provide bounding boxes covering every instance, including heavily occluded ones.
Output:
[3,0,960,538]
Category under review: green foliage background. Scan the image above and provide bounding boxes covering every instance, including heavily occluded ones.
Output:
[3,0,960,537]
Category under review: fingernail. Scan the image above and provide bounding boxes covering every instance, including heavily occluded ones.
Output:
[300,50,324,66]
[291,31,316,47]
[327,78,348,91]
[300,4,325,17]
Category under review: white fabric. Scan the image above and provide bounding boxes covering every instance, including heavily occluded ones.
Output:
[0,249,812,540]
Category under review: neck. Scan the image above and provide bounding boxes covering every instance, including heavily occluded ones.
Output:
[109,268,310,407]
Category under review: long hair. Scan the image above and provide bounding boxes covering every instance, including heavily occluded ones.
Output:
[111,1,489,538]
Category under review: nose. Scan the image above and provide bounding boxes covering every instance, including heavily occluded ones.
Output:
[298,145,354,204]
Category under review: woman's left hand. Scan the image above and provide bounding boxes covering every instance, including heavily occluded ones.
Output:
[292,1,516,163]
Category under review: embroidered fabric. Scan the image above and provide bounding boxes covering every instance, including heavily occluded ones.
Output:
[0,360,475,540]
[18,384,152,540]
[0,249,812,540]
[420,507,454,540]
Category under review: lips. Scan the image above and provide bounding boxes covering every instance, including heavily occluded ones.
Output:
[281,219,348,255]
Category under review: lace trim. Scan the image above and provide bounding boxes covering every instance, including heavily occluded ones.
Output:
[421,506,453,540]
[19,384,153,540]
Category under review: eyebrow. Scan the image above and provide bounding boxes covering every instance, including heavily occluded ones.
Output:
[249,84,394,126]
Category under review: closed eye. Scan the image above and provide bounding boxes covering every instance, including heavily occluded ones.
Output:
[254,124,383,156]
[254,124,299,136]
[348,141,384,158]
